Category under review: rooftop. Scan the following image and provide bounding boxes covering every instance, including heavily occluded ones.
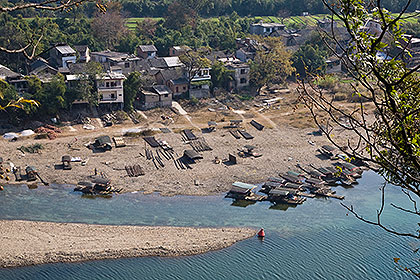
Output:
[55,45,76,55]
[0,64,22,79]
[152,85,172,96]
[138,45,157,52]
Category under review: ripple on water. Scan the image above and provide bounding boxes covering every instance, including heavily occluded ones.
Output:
[0,171,419,280]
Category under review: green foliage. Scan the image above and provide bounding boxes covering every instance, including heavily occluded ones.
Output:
[250,37,295,93]
[211,61,234,89]
[123,71,150,112]
[293,44,327,77]
[73,61,104,106]
[314,74,338,89]
[33,73,67,115]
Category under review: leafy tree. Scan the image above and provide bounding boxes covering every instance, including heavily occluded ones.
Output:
[123,71,153,112]
[299,1,420,276]
[211,61,234,90]
[73,61,103,106]
[249,37,295,94]
[35,73,67,115]
[135,18,158,43]
[293,44,327,77]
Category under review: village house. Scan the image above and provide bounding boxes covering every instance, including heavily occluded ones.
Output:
[138,85,173,110]
[399,35,420,68]
[235,38,268,62]
[325,56,343,74]
[137,45,158,59]
[169,46,191,57]
[74,45,91,63]
[66,70,126,110]
[189,67,212,99]
[49,45,76,69]
[155,68,188,99]
[0,64,28,93]
[148,56,185,71]
[250,22,285,36]
[91,50,144,75]
[225,61,250,91]
[97,71,126,109]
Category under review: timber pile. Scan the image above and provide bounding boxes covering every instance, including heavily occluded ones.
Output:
[190,138,212,152]
[125,165,145,177]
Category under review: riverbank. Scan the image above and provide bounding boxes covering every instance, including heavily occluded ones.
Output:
[0,90,360,196]
[0,124,348,196]
[0,220,256,268]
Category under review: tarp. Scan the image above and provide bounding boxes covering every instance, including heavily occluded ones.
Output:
[143,136,160,148]
[183,129,197,141]
[20,130,35,137]
[238,130,254,140]
[250,120,264,131]
[3,132,19,140]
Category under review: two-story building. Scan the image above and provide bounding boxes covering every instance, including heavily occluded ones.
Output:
[189,67,212,99]
[155,68,189,99]
[225,61,250,91]
[97,71,126,109]
[66,70,126,110]
[0,64,28,94]
[49,45,77,69]
[138,85,173,110]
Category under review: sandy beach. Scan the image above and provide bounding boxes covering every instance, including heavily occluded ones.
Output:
[0,220,256,268]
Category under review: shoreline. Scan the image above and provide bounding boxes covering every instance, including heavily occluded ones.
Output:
[0,220,256,268]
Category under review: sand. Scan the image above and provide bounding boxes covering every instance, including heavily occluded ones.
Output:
[0,220,256,268]
[0,118,349,196]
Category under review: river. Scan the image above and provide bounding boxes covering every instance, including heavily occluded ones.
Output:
[0,171,418,279]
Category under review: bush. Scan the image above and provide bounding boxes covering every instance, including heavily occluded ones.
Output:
[315,75,339,90]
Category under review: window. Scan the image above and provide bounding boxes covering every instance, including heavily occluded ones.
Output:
[111,93,115,99]
[240,78,247,84]
[106,82,110,88]
[203,70,208,75]
[176,87,179,93]
[164,94,168,98]
[125,62,130,68]
[240,69,247,74]
[183,86,186,90]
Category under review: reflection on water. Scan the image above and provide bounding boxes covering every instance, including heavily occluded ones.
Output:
[230,199,256,208]
[269,203,297,211]
[0,171,419,280]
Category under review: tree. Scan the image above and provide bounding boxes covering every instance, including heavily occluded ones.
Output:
[179,48,212,96]
[123,71,153,112]
[210,61,234,90]
[0,0,106,60]
[135,18,157,43]
[249,37,295,94]
[298,0,420,275]
[0,80,37,111]
[293,44,327,77]
[34,73,67,115]
[91,2,127,50]
[73,61,103,106]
